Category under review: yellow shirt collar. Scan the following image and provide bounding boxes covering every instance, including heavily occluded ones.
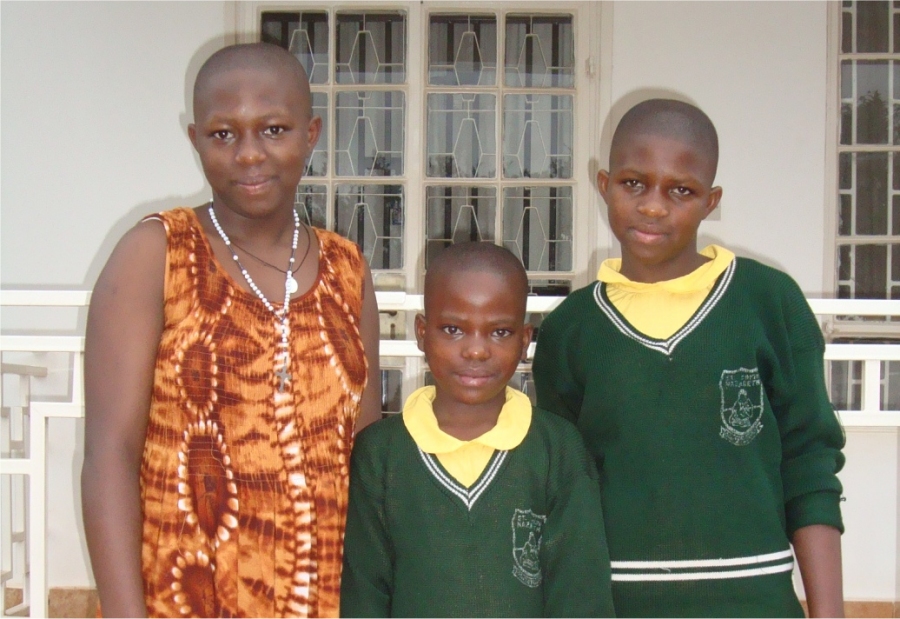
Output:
[402,386,532,454]
[597,244,735,292]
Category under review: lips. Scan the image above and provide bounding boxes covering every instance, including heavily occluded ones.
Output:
[235,176,274,193]
[630,226,667,244]
[455,371,495,387]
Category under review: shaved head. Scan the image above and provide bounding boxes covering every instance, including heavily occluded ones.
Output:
[193,43,312,119]
[611,99,719,182]
[425,242,529,316]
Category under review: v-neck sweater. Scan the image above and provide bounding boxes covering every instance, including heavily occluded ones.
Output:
[402,386,532,487]
[340,409,615,618]
[598,245,735,339]
[532,257,845,617]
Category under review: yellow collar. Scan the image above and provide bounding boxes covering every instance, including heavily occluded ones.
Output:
[597,245,735,293]
[402,386,532,454]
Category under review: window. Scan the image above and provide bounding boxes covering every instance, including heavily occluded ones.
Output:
[830,0,900,410]
[247,3,604,412]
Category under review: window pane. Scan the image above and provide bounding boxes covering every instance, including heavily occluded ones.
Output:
[893,244,900,282]
[842,9,852,54]
[857,0,889,53]
[839,194,852,236]
[839,244,852,280]
[429,15,497,86]
[502,186,573,271]
[261,12,299,49]
[893,195,900,235]
[856,61,889,144]
[856,152,889,235]
[336,12,406,84]
[286,12,329,84]
[381,369,403,414]
[295,184,327,229]
[840,152,852,189]
[895,12,900,53]
[503,94,573,179]
[883,361,900,410]
[504,14,574,88]
[334,184,404,269]
[335,91,405,176]
[426,93,496,178]
[306,93,328,177]
[830,360,861,410]
[424,186,497,268]
[853,244,888,298]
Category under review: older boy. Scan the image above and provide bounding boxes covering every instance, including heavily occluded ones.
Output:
[533,99,845,617]
[340,242,615,617]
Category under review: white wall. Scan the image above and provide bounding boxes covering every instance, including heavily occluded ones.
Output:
[1,0,229,289]
[604,1,829,296]
[1,0,230,587]
[1,0,896,603]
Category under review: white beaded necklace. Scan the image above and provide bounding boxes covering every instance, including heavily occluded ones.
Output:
[208,201,300,392]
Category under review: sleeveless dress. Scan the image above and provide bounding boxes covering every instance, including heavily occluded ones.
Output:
[138,208,368,617]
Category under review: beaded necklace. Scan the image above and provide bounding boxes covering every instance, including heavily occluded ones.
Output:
[208,201,300,392]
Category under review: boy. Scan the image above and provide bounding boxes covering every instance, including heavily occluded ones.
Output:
[533,99,845,618]
[340,242,615,617]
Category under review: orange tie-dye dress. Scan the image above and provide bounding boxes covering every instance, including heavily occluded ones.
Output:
[139,208,368,618]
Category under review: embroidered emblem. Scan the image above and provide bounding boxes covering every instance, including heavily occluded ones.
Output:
[719,367,765,446]
[511,508,546,588]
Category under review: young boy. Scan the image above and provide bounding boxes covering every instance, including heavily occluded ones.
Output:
[533,99,846,618]
[340,242,615,617]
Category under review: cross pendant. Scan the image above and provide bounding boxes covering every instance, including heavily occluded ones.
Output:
[276,364,291,393]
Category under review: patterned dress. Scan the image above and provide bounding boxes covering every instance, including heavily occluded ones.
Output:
[139,208,368,618]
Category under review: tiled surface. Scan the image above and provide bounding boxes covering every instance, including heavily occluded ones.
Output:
[802,600,899,618]
[4,588,98,618]
[7,588,900,618]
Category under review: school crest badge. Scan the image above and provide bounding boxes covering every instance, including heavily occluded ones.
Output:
[511,508,546,588]
[719,367,764,446]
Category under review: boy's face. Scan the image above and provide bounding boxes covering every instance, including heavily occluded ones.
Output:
[415,269,533,414]
[597,133,722,283]
[188,66,321,217]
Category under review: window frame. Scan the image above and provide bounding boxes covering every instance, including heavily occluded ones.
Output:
[824,0,900,340]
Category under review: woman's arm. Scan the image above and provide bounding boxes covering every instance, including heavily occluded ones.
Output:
[355,260,382,433]
[82,220,167,617]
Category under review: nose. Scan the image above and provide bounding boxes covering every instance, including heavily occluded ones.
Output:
[235,134,266,165]
[462,335,490,361]
[636,189,668,218]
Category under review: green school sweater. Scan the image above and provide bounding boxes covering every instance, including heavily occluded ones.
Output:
[533,258,845,618]
[340,408,615,618]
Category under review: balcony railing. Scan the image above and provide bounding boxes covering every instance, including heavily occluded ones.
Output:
[1,290,898,617]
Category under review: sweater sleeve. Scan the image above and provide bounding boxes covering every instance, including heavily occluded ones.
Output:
[533,300,585,424]
[340,427,393,618]
[541,417,615,617]
[766,276,846,537]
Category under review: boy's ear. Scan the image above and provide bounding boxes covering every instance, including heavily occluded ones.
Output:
[414,313,427,353]
[596,170,610,202]
[521,323,534,361]
[704,186,723,219]
[187,124,198,150]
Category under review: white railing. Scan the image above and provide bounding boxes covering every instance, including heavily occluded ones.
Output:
[1,290,898,617]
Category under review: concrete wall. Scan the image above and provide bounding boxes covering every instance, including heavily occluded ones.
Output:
[1,0,896,603]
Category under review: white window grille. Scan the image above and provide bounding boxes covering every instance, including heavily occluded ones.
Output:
[829,1,900,411]
[244,2,603,413]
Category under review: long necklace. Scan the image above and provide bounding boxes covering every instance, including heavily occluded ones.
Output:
[208,202,300,392]
[230,224,311,277]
